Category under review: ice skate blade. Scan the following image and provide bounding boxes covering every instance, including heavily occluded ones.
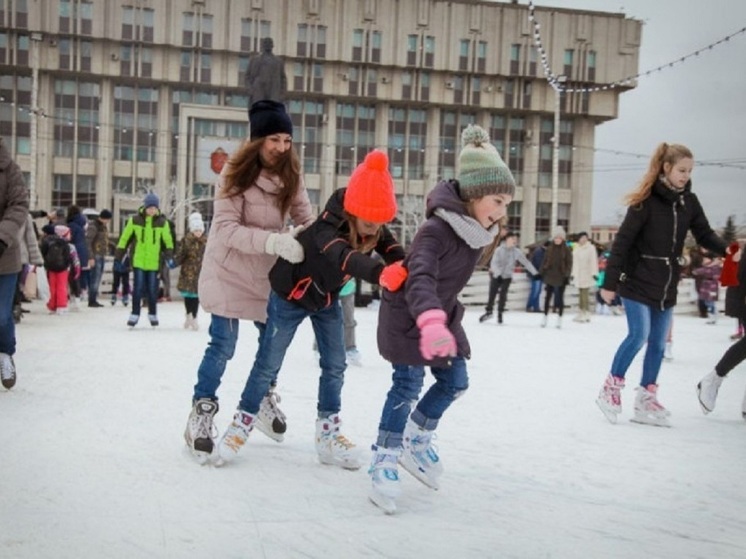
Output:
[254,420,285,443]
[369,490,397,515]
[398,458,440,490]
[696,384,713,415]
[318,455,362,471]
[595,399,618,424]
[630,416,671,428]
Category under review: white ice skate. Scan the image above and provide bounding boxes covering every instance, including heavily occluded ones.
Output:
[696,370,723,414]
[399,420,442,490]
[215,410,255,466]
[184,398,219,464]
[255,387,287,443]
[630,385,671,427]
[315,414,361,470]
[368,445,402,515]
[596,374,624,424]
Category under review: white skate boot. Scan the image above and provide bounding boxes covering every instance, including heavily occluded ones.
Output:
[255,386,287,442]
[215,410,255,465]
[631,385,671,427]
[184,398,218,464]
[596,374,625,424]
[697,370,724,414]
[368,445,402,514]
[315,414,361,470]
[399,419,443,490]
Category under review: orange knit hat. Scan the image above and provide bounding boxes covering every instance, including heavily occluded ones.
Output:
[343,150,397,223]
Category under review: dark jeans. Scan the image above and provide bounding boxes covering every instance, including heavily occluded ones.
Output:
[527,277,543,311]
[132,269,158,316]
[485,275,512,315]
[0,273,18,355]
[544,284,566,316]
[88,256,105,303]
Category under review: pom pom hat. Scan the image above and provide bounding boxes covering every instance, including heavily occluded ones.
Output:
[343,150,398,223]
[54,224,71,239]
[188,212,205,233]
[457,124,516,201]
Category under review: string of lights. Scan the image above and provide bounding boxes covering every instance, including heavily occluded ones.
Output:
[527,0,746,93]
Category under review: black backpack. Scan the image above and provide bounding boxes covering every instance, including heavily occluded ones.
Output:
[44,236,72,272]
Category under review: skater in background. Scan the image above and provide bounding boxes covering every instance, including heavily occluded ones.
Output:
[114,192,175,328]
[85,208,112,308]
[691,254,722,324]
[41,225,79,315]
[0,136,29,390]
[65,205,88,311]
[314,278,361,365]
[697,242,745,418]
[214,149,406,469]
[111,248,131,306]
[525,242,545,312]
[369,125,514,512]
[479,231,537,324]
[571,231,599,323]
[175,212,207,330]
[596,142,733,427]
[184,99,314,462]
[539,226,572,329]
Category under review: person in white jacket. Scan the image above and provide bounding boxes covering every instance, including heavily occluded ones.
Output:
[571,231,599,322]
[480,232,538,324]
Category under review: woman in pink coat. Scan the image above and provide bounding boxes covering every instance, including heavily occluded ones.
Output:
[184,100,314,463]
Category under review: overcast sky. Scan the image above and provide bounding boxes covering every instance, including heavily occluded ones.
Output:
[527,0,746,227]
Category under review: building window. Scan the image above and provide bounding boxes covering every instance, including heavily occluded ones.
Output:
[113,85,158,162]
[507,117,525,185]
[419,72,430,102]
[401,71,412,100]
[297,23,308,57]
[489,114,506,157]
[563,49,574,78]
[510,44,521,74]
[471,76,481,106]
[352,29,363,62]
[288,100,324,174]
[529,46,537,76]
[504,79,514,108]
[522,81,532,109]
[297,23,326,59]
[335,103,376,175]
[477,40,487,73]
[406,34,417,66]
[438,110,476,180]
[53,174,74,208]
[587,50,596,81]
[0,75,31,148]
[507,201,522,234]
[459,39,469,71]
[241,18,271,53]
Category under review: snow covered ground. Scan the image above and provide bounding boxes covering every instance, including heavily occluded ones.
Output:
[2,298,745,559]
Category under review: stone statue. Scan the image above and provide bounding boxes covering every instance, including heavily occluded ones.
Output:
[245,37,287,106]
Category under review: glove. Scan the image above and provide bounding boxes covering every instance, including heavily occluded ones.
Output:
[166,258,177,269]
[379,261,408,292]
[265,232,304,263]
[416,309,457,361]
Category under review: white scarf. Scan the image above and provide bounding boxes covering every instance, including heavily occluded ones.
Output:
[434,208,499,249]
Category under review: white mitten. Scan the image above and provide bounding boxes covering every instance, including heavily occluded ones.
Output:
[265,232,304,263]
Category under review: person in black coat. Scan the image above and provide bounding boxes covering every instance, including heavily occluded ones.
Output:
[696,244,745,417]
[596,142,735,427]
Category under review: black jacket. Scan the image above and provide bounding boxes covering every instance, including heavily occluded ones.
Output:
[603,179,727,309]
[269,188,404,312]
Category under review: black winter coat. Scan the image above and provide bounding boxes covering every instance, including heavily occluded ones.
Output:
[269,188,404,312]
[378,180,484,367]
[603,179,727,309]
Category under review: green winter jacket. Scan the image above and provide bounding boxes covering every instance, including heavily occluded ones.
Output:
[115,208,174,271]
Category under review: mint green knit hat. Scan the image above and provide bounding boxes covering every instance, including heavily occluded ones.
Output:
[457,124,516,201]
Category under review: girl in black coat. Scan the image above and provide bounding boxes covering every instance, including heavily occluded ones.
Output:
[596,142,735,427]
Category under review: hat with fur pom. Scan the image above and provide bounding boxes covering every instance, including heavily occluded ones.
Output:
[457,124,516,201]
[343,150,397,223]
[188,212,205,233]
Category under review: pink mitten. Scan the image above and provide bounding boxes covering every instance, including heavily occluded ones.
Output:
[416,309,457,360]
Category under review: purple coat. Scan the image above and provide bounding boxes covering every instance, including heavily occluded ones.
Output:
[377,180,483,367]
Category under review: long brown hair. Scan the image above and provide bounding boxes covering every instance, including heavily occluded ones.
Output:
[346,213,382,254]
[624,143,693,207]
[220,137,302,215]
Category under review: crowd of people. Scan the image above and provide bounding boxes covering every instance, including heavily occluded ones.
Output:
[2,104,745,515]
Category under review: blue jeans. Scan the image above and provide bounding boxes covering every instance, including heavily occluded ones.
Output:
[0,273,18,355]
[131,268,158,316]
[88,256,105,303]
[610,297,673,387]
[376,356,469,449]
[527,278,543,311]
[239,291,346,417]
[193,316,280,404]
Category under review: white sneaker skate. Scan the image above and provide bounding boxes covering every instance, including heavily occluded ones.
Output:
[368,445,401,514]
[541,314,548,328]
[315,414,361,470]
[216,410,255,465]
[346,348,362,367]
[255,387,287,443]
[0,353,16,390]
[126,314,139,328]
[663,342,673,361]
[596,374,625,424]
[399,420,443,490]
[631,385,671,427]
[184,398,219,464]
[697,370,724,414]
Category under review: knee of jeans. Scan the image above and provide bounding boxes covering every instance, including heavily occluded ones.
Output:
[453,385,469,400]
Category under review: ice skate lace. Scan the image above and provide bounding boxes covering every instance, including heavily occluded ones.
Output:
[369,447,399,474]
[332,433,356,450]
[604,378,623,407]
[262,389,286,421]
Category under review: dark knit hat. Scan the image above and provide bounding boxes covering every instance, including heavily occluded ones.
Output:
[249,100,293,140]
[99,209,113,219]
[143,193,159,209]
[343,150,397,223]
[457,125,516,201]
